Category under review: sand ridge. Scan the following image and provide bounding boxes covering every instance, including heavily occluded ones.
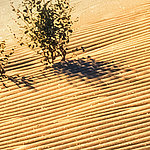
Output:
[0,0,150,149]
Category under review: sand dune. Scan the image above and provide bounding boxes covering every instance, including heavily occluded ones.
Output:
[0,0,150,150]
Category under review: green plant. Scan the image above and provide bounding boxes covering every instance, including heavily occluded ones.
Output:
[10,0,73,65]
[0,40,14,80]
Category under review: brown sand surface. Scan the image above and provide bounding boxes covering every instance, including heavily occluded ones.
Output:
[0,0,150,149]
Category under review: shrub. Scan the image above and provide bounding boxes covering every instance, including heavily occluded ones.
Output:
[0,40,14,80]
[10,0,73,66]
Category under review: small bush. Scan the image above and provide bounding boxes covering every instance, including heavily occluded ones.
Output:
[10,0,73,65]
[0,40,14,80]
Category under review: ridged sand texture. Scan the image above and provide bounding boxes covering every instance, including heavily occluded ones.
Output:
[0,0,150,150]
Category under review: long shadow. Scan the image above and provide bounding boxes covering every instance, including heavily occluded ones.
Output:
[52,56,121,81]
[1,74,35,89]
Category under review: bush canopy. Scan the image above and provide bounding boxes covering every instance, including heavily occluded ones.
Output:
[10,0,73,65]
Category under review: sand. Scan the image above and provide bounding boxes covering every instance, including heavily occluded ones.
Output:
[0,0,150,149]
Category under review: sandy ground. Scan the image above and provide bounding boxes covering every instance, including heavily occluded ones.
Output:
[71,0,149,27]
[0,0,150,149]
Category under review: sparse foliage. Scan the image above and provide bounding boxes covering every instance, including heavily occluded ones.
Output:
[10,0,73,65]
[0,40,14,80]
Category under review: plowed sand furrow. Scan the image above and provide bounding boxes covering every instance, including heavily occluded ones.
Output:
[97,45,150,61]
[0,91,149,141]
[8,36,149,70]
[3,38,149,87]
[66,68,149,90]
[6,62,41,73]
[0,107,150,147]
[0,105,148,139]
[8,50,34,60]
[7,9,150,55]
[1,57,149,104]
[0,67,149,113]
[40,125,150,150]
[68,17,150,48]
[0,90,149,127]
[6,57,39,70]
[70,11,149,42]
[90,42,150,62]
[79,135,150,150]
[7,36,148,73]
[1,64,149,114]
[9,51,149,82]
[2,119,150,149]
[1,1,150,149]
[67,105,148,121]
[0,69,147,116]
[5,32,150,73]
[3,46,149,88]
[103,139,150,150]
[86,131,150,150]
[0,92,149,127]
[6,9,150,56]
[70,34,149,59]
[5,28,149,73]
[0,110,149,148]
[82,29,149,55]
[1,73,149,113]
[117,141,150,150]
[96,55,150,72]
[71,4,150,37]
[0,69,149,119]
[1,77,150,120]
[6,8,149,49]
[74,33,149,62]
[3,3,147,47]
[0,104,149,145]
[2,40,149,91]
[18,126,150,150]
[0,63,148,102]
[67,23,150,51]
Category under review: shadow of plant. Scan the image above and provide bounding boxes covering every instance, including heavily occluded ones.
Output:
[1,75,35,89]
[52,56,120,81]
